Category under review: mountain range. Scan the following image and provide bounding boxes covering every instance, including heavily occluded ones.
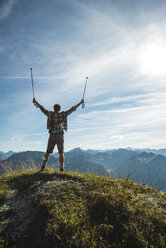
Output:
[0,150,107,176]
[1,147,166,160]
[0,148,165,191]
[78,148,166,191]
[111,152,166,191]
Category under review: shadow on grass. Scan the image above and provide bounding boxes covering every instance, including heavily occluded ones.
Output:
[0,168,86,192]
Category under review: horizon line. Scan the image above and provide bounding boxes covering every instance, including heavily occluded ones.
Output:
[1,147,166,153]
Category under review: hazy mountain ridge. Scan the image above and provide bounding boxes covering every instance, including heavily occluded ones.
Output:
[64,148,166,191]
[0,150,107,176]
[0,151,59,175]
[89,148,138,170]
[1,147,166,161]
[139,148,166,156]
[112,152,166,191]
[0,151,15,160]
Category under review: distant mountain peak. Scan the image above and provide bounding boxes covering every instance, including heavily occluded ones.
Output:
[68,147,85,153]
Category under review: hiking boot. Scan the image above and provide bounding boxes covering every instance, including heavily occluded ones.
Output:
[40,165,45,171]
[60,167,64,173]
[41,155,48,172]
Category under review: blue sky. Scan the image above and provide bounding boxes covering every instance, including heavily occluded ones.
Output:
[0,0,166,152]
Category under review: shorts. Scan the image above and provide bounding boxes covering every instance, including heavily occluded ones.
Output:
[46,133,64,154]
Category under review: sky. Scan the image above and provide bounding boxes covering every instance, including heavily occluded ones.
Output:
[0,0,166,152]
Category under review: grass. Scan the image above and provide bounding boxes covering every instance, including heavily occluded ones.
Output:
[0,168,166,248]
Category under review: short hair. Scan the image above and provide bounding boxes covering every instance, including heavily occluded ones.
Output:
[54,104,61,112]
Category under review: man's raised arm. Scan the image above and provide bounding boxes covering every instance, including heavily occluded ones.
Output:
[65,99,84,116]
[33,98,49,116]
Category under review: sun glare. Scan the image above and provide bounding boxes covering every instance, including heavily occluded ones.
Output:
[139,40,166,76]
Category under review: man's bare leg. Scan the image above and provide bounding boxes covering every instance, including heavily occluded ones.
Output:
[59,153,64,172]
[41,152,50,171]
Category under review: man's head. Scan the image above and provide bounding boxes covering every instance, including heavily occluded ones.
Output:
[54,104,61,112]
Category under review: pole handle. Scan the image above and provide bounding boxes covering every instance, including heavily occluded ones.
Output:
[33,102,38,108]
[82,76,88,108]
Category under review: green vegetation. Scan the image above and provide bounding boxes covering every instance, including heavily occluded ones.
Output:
[0,168,166,248]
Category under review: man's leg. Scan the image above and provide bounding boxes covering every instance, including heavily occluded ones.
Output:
[59,153,64,172]
[41,152,50,171]
[40,133,56,171]
[57,134,64,172]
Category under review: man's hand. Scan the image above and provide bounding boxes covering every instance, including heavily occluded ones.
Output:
[81,98,85,108]
[80,99,84,104]
[33,98,39,108]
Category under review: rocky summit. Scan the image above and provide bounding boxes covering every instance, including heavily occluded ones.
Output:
[0,168,166,248]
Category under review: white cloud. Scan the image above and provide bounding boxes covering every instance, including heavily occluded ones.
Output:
[71,90,166,149]
[110,134,124,140]
[0,0,19,20]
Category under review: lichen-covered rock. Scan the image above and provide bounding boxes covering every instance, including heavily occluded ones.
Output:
[0,173,69,247]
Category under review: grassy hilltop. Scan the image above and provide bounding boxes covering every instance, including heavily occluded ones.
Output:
[0,168,166,248]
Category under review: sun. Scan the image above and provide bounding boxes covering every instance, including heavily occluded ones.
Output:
[139,40,166,76]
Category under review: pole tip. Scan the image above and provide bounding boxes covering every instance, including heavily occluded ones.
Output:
[30,67,32,70]
[86,76,88,79]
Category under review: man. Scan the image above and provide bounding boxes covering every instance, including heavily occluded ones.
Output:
[33,98,84,172]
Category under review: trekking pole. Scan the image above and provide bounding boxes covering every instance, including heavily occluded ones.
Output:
[82,76,88,108]
[30,68,38,107]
